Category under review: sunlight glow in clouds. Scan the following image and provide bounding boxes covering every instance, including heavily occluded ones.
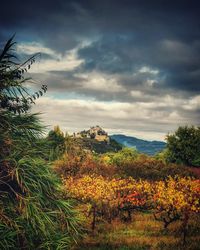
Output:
[77,71,124,92]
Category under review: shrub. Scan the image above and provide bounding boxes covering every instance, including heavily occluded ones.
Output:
[118,155,196,180]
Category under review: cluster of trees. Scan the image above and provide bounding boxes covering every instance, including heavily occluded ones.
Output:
[54,146,195,182]
[64,175,200,243]
[103,148,195,180]
[0,38,80,249]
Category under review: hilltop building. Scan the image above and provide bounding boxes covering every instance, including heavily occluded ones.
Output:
[73,126,110,144]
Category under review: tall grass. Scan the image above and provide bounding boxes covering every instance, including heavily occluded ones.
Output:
[73,212,200,250]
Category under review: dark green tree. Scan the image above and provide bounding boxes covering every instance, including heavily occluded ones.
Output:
[0,37,80,249]
[47,125,66,160]
[166,126,200,166]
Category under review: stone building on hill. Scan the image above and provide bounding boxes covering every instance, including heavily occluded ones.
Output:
[73,125,110,144]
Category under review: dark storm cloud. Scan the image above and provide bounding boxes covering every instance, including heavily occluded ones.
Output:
[77,35,200,93]
[1,0,200,48]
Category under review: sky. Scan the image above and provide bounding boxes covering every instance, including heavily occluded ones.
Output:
[1,0,200,141]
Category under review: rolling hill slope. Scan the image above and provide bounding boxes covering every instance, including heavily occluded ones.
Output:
[111,134,166,155]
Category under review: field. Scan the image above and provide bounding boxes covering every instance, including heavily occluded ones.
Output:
[74,212,200,250]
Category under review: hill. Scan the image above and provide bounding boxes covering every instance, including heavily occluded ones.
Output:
[71,137,122,154]
[111,134,166,155]
[71,126,122,153]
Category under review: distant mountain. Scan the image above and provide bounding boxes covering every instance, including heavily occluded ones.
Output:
[111,134,166,155]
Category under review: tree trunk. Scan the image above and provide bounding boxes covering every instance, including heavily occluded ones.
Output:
[127,210,132,222]
[182,212,189,245]
[91,205,96,231]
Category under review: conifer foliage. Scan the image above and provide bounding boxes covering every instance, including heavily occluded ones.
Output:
[0,37,80,249]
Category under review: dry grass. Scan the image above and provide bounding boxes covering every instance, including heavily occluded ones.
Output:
[73,212,200,250]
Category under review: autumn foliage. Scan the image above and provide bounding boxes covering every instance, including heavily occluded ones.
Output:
[52,133,200,244]
[64,174,200,241]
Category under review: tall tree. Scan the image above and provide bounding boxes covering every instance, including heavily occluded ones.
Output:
[47,125,66,160]
[166,126,200,166]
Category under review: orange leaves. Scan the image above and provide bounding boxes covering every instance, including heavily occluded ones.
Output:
[121,191,146,208]
[64,175,115,205]
[64,175,153,211]
[63,174,200,232]
[64,175,200,218]
[154,176,200,214]
[153,176,200,230]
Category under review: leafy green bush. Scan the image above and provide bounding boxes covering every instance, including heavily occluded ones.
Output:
[117,155,196,180]
[105,147,138,167]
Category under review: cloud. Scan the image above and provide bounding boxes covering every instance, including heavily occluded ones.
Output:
[77,36,200,93]
[139,67,159,75]
[16,42,83,73]
[1,0,200,139]
[16,42,56,56]
[182,95,200,111]
[31,94,200,141]
[74,71,124,92]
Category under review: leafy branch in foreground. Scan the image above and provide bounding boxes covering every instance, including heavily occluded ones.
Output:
[0,37,81,249]
[0,35,47,114]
